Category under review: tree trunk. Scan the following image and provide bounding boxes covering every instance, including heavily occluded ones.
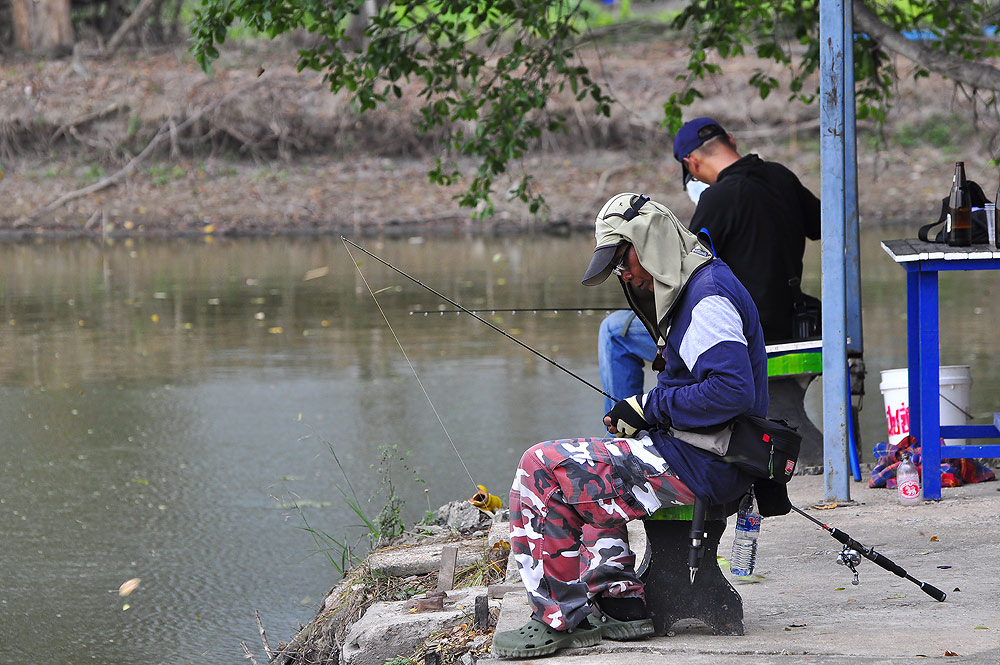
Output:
[10,0,74,54]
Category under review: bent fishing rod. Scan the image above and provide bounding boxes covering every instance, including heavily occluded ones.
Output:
[790,505,947,602]
[342,236,614,401]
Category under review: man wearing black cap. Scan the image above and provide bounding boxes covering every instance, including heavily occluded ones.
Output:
[595,118,819,414]
[494,193,768,659]
[673,116,821,342]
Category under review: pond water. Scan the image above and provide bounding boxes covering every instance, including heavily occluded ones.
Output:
[1,228,998,665]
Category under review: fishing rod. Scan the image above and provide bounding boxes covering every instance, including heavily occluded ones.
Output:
[790,505,947,602]
[342,237,614,401]
[410,307,615,315]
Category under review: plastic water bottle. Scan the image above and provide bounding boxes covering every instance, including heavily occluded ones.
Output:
[896,451,922,505]
[730,491,761,576]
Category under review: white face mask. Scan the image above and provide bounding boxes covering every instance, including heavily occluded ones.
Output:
[686,178,710,205]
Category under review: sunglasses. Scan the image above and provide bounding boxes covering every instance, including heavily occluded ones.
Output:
[612,247,630,278]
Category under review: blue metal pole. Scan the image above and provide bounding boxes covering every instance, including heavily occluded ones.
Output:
[844,0,863,482]
[820,0,850,501]
[844,0,863,357]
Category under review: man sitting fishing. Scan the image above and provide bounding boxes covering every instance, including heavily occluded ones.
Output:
[493,193,769,658]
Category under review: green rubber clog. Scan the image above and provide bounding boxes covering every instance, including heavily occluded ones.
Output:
[592,613,655,641]
[492,618,602,659]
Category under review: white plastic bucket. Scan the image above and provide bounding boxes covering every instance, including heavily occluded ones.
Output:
[879,366,972,446]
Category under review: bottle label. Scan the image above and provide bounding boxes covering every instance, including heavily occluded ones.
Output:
[899,479,920,499]
[736,512,761,532]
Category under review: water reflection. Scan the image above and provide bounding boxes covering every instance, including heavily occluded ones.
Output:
[0,229,997,664]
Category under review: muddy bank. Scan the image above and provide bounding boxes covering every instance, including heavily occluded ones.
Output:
[1,39,992,238]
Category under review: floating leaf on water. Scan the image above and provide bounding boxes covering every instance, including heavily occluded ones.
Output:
[122,603,130,611]
[150,314,159,323]
[118,578,140,596]
[268,326,283,334]
[834,587,846,591]
[303,267,329,281]
[974,626,988,630]
[132,478,149,485]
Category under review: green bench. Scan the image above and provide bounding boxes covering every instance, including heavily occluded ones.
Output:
[766,341,823,468]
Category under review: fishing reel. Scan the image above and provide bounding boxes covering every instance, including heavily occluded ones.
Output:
[837,546,862,585]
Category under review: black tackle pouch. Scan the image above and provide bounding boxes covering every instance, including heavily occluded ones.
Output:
[918,180,992,243]
[722,415,802,484]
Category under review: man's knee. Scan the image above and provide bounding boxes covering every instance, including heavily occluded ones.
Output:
[599,310,631,342]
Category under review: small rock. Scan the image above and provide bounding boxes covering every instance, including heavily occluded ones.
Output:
[437,501,490,533]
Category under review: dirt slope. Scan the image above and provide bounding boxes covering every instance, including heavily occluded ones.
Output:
[0,37,993,238]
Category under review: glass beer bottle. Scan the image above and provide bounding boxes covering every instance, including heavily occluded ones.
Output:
[947,162,972,247]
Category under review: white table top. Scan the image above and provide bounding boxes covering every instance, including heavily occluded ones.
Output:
[881,238,1000,263]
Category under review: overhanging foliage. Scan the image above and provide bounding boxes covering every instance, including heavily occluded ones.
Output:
[191,0,1000,215]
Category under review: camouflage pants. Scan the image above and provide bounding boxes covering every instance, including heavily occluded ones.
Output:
[509,436,695,630]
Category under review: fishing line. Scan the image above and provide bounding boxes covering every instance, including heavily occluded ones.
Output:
[342,238,478,492]
[343,236,614,401]
[410,308,615,315]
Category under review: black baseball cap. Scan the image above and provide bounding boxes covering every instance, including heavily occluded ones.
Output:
[673,117,727,186]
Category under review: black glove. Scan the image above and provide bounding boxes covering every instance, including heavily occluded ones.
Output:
[605,395,651,437]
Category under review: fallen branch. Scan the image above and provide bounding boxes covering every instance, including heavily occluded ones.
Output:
[52,102,128,142]
[14,77,266,228]
[256,610,275,661]
[240,641,260,665]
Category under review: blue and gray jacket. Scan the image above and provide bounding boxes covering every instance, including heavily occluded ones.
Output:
[641,259,769,505]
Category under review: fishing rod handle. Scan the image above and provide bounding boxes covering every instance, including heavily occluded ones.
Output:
[917,581,947,602]
[864,548,907,578]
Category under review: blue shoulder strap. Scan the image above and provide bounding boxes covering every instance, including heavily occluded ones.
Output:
[698,227,717,257]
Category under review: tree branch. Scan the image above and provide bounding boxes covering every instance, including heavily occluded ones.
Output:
[853,0,1000,91]
[105,0,159,55]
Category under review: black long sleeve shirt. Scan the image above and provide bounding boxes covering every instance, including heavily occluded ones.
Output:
[688,154,821,343]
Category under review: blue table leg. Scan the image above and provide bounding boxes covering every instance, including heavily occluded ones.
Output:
[917,269,942,500]
[906,270,921,450]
